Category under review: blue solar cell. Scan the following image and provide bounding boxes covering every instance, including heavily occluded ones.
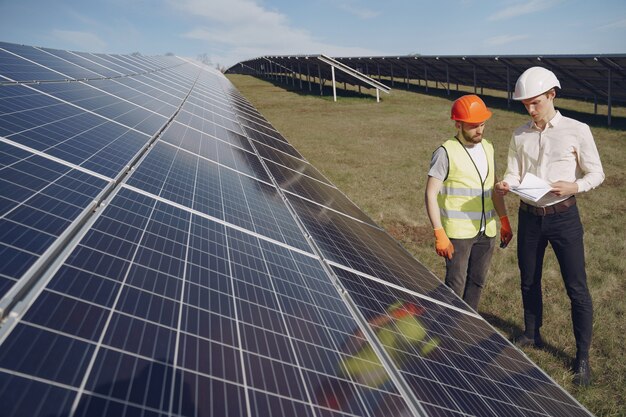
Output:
[0,45,68,82]
[0,246,36,286]
[0,323,95,386]
[257,144,331,185]
[178,332,242,380]
[89,78,181,116]
[269,160,377,225]
[86,349,175,409]
[244,125,302,158]
[0,145,108,295]
[31,81,169,136]
[0,42,101,81]
[177,104,244,136]
[0,218,57,253]
[74,394,168,417]
[238,116,288,143]
[40,47,122,78]
[70,51,138,76]
[139,72,190,101]
[173,372,246,417]
[0,372,77,417]
[23,290,109,340]
[104,313,177,359]
[183,93,239,121]
[48,264,121,307]
[0,89,85,137]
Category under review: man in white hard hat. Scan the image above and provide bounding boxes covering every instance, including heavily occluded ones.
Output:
[495,67,604,386]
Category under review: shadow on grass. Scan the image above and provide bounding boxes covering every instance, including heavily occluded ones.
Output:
[247,75,389,101]
[480,311,575,367]
[251,74,626,130]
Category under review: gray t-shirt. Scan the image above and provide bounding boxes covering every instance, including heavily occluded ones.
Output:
[428,143,489,181]
[428,147,449,181]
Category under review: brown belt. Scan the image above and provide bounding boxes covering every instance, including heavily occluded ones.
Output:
[520,196,576,216]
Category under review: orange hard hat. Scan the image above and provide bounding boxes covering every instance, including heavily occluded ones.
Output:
[450,95,492,123]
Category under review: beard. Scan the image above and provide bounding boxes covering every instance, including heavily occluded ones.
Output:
[461,129,482,144]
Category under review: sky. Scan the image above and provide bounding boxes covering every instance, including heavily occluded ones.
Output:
[1,0,625,69]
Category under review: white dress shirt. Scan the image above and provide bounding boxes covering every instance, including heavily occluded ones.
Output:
[503,111,604,207]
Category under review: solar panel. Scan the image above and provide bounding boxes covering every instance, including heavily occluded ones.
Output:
[0,42,593,417]
[228,54,626,125]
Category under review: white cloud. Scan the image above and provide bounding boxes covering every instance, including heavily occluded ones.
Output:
[51,30,107,52]
[336,1,379,19]
[488,0,562,21]
[168,0,288,25]
[182,25,315,51]
[169,0,382,67]
[484,34,529,47]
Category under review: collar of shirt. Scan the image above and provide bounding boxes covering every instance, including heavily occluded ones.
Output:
[530,110,562,132]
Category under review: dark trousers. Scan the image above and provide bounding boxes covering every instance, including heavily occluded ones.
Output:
[446,234,495,311]
[517,204,593,357]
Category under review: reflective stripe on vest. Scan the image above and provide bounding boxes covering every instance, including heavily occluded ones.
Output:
[437,138,497,238]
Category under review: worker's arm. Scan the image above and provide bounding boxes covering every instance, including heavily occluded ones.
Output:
[492,177,512,247]
[497,134,521,195]
[425,176,444,229]
[492,177,508,219]
[425,176,454,259]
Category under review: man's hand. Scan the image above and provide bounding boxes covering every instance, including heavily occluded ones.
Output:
[495,181,510,196]
[500,216,513,248]
[550,181,578,197]
[434,228,454,260]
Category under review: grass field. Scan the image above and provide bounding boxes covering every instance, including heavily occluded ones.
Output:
[227,74,626,416]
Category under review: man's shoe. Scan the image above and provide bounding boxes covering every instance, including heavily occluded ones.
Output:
[514,333,544,348]
[573,358,591,387]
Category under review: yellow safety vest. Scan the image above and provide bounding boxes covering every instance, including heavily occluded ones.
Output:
[437,138,497,239]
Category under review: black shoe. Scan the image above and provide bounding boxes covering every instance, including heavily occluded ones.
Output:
[573,358,591,387]
[514,333,544,349]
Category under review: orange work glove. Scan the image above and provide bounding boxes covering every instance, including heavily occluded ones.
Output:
[434,227,454,260]
[500,216,513,248]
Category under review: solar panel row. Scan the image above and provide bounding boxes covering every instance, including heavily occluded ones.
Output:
[0,42,592,417]
[228,53,626,120]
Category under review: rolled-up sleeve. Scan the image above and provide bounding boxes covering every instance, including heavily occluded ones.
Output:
[502,133,522,188]
[575,125,605,192]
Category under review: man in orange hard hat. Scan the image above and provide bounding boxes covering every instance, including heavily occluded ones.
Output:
[495,67,604,386]
[425,95,512,311]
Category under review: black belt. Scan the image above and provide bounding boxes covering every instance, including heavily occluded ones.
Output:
[520,196,576,216]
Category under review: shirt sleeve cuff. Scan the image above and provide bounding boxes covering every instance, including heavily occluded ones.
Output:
[575,179,588,193]
[503,175,520,188]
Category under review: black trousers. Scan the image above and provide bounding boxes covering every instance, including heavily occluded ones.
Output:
[517,204,593,357]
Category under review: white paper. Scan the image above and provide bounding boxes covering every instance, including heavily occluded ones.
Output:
[510,173,552,202]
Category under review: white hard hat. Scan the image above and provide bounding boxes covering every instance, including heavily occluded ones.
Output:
[513,66,561,100]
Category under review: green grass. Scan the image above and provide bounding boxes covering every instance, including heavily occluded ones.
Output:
[227,74,626,416]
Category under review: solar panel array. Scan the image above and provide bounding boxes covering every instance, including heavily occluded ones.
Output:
[228,54,626,123]
[229,54,391,99]
[0,42,592,417]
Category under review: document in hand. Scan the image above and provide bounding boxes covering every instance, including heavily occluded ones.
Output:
[511,173,553,202]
